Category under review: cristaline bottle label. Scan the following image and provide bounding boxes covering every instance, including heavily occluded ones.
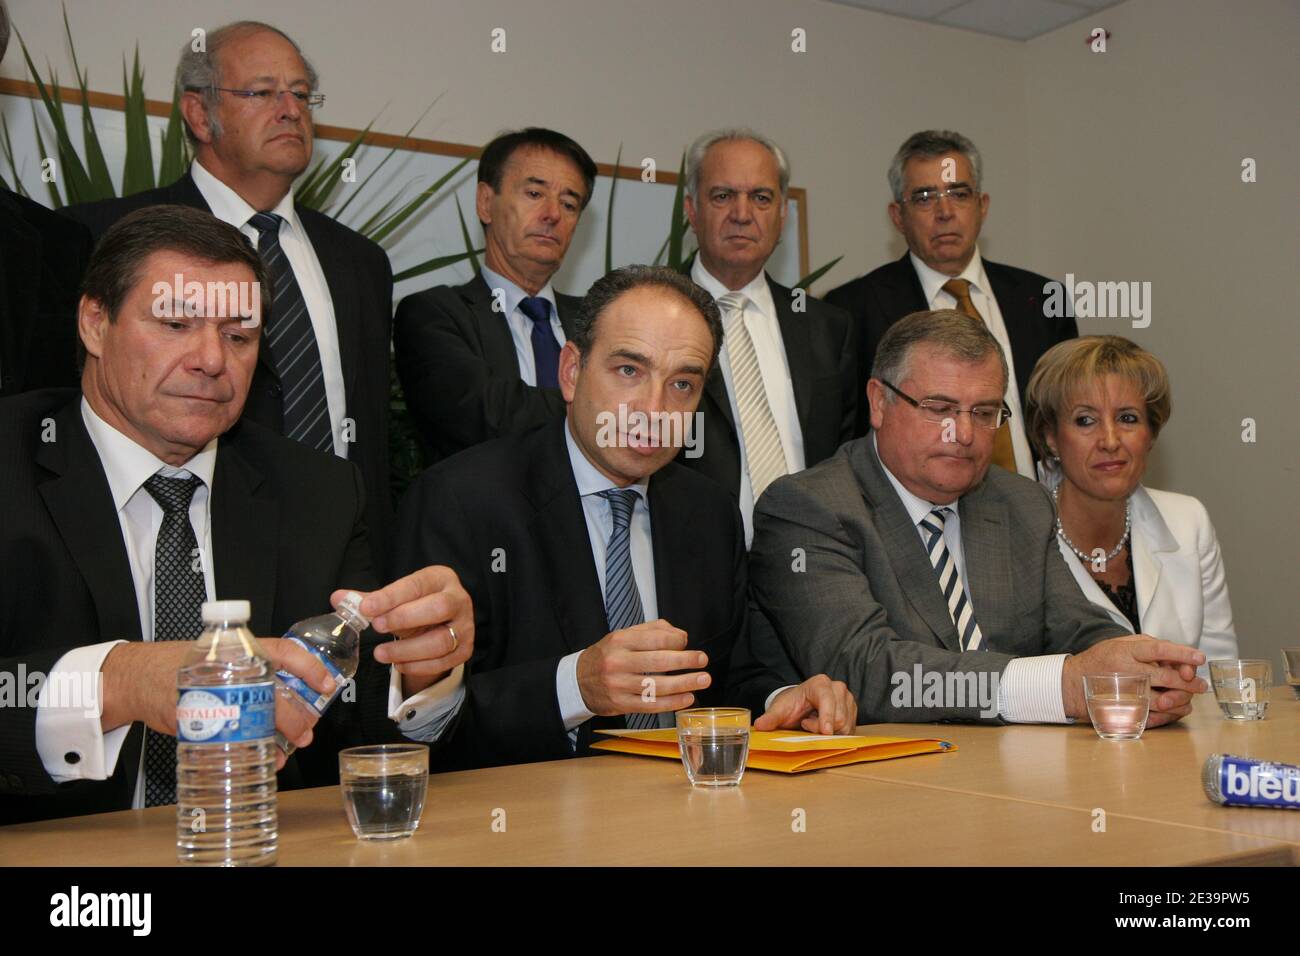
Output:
[176,683,275,743]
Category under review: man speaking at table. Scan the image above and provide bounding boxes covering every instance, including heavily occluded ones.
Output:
[395,265,855,769]
[0,207,472,825]
[749,309,1206,726]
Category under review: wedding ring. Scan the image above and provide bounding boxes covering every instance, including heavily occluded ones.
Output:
[447,624,458,653]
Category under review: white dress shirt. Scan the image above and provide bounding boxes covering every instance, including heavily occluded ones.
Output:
[555,420,658,732]
[691,260,805,547]
[190,159,349,459]
[34,400,462,806]
[873,435,1069,723]
[910,249,1035,479]
[478,264,565,387]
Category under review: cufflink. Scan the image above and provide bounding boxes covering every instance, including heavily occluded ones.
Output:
[405,710,416,722]
[64,752,81,765]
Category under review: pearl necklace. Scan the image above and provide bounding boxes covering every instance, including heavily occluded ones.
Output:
[1053,484,1130,567]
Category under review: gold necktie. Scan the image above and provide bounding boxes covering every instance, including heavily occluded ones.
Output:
[941,278,1017,473]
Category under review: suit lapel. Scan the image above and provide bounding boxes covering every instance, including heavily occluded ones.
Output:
[957,485,1015,650]
[525,422,608,655]
[884,253,931,315]
[855,444,960,649]
[983,262,1041,392]
[35,401,142,642]
[465,274,524,380]
[647,467,703,639]
[555,292,581,341]
[210,429,280,635]
[767,275,815,438]
[1129,489,1180,641]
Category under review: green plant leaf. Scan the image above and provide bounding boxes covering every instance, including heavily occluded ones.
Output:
[667,151,687,269]
[16,32,92,204]
[295,121,373,211]
[121,47,155,194]
[604,143,622,274]
[157,85,188,186]
[30,106,63,207]
[62,6,114,199]
[392,248,485,283]
[454,194,480,274]
[332,95,443,222]
[367,154,474,245]
[0,115,30,197]
[794,255,844,291]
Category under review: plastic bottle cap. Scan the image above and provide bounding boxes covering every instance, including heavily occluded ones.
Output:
[336,591,370,628]
[201,600,251,624]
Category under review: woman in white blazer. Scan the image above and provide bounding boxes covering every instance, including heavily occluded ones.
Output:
[1024,336,1237,674]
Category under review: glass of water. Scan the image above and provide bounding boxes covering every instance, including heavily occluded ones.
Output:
[339,743,429,840]
[1083,674,1151,740]
[676,707,750,787]
[1281,647,1300,701]
[1209,660,1272,720]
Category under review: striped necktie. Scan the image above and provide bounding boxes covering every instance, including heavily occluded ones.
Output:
[717,292,787,501]
[248,212,334,454]
[142,474,206,807]
[918,506,984,651]
[941,278,1016,473]
[598,488,658,730]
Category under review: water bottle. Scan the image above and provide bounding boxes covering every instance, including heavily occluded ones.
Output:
[274,591,368,756]
[176,600,278,867]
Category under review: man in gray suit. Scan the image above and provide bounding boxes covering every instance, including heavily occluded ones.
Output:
[749,309,1207,725]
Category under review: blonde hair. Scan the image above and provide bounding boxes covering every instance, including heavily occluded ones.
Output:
[1024,335,1171,461]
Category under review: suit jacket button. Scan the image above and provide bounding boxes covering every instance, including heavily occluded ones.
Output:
[269,383,282,397]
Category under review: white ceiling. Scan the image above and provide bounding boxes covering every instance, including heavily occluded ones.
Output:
[823,0,1127,41]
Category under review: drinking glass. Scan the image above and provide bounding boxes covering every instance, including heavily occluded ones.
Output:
[1083,673,1151,740]
[1281,647,1300,701]
[676,707,750,787]
[1209,660,1271,720]
[339,743,429,840]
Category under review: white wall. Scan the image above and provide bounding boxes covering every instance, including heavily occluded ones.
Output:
[5,0,1294,662]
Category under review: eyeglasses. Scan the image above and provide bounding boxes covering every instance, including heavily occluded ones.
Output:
[201,87,326,109]
[897,186,976,209]
[879,379,1011,430]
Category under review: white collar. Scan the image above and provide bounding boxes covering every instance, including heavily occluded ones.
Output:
[81,397,218,512]
[872,432,959,527]
[190,159,299,233]
[910,247,990,308]
[564,418,650,509]
[690,259,775,317]
[479,263,558,319]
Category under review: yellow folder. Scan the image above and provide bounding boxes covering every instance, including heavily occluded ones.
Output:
[592,728,956,773]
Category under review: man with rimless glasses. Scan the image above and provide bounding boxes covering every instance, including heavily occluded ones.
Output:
[62,21,395,576]
[749,310,1207,727]
[824,130,1077,477]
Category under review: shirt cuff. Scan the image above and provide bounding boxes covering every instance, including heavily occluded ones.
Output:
[387,663,466,742]
[35,641,131,782]
[556,651,597,732]
[765,684,796,713]
[998,655,1072,723]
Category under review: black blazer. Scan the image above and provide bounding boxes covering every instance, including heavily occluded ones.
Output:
[0,189,93,397]
[393,418,780,769]
[824,253,1078,432]
[393,273,583,463]
[681,274,860,500]
[0,389,412,825]
[60,172,395,574]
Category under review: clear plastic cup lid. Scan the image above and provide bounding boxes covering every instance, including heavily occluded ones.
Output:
[201,599,251,624]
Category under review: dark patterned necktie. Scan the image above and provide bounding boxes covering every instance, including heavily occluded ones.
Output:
[142,474,206,807]
[519,296,560,389]
[597,489,658,730]
[248,211,334,453]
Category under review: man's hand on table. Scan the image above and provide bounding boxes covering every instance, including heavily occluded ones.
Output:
[1061,635,1207,728]
[754,674,858,735]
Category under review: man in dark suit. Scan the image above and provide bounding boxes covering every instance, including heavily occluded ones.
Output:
[824,130,1077,476]
[749,309,1205,726]
[0,2,94,397]
[394,128,597,463]
[395,265,855,770]
[59,21,394,573]
[0,207,472,824]
[682,129,858,547]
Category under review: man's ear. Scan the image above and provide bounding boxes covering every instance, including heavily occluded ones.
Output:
[475,181,496,228]
[866,378,886,431]
[684,193,698,234]
[887,201,905,235]
[557,341,582,403]
[179,92,214,145]
[78,295,110,360]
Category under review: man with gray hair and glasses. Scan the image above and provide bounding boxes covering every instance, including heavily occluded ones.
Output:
[62,21,395,574]
[825,130,1076,477]
[749,309,1207,727]
[682,128,858,548]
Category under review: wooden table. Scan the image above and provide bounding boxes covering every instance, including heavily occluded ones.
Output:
[2,695,1295,866]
